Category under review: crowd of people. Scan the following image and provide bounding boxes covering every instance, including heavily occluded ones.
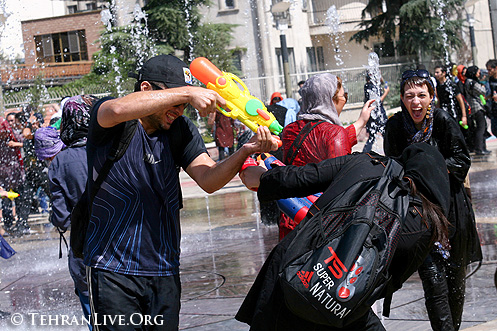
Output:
[0,107,59,237]
[0,53,490,331]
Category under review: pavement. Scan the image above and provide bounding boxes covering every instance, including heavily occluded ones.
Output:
[0,134,496,330]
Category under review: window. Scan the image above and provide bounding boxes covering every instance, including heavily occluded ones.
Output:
[219,0,237,11]
[34,30,88,63]
[232,50,242,73]
[306,46,325,72]
[67,5,77,14]
[86,3,97,11]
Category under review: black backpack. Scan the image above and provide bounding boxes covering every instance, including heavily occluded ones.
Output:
[278,155,410,328]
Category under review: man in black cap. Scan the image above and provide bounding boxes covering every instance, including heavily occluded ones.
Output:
[85,54,278,330]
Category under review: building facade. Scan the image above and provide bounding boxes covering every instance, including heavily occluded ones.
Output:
[201,0,495,102]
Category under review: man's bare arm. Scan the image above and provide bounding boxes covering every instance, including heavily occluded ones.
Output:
[97,85,225,128]
[186,126,278,194]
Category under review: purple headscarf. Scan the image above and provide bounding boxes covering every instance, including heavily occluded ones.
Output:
[34,127,65,160]
[60,95,98,147]
[297,73,342,125]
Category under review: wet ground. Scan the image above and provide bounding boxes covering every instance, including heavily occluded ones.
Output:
[1,139,497,330]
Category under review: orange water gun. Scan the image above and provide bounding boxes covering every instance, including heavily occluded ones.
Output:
[190,57,284,144]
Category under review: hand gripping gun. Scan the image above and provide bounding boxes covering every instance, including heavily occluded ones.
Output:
[241,153,321,224]
[190,57,284,144]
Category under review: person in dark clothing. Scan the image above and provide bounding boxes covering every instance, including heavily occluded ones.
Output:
[384,69,482,331]
[486,59,497,137]
[237,143,451,330]
[464,66,490,155]
[434,65,468,126]
[85,55,278,330]
[36,95,97,330]
[23,112,51,214]
[0,117,30,236]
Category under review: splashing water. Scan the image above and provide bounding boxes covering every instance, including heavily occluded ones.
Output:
[131,4,156,71]
[434,0,457,118]
[325,6,344,69]
[363,52,386,152]
[364,52,382,106]
[100,2,125,96]
[184,0,195,63]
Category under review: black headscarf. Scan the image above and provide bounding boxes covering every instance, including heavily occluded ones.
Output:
[400,143,450,216]
[60,95,98,147]
[465,66,479,80]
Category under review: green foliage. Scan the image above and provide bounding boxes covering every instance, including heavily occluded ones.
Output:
[193,23,240,73]
[144,0,238,66]
[144,0,208,60]
[351,0,465,62]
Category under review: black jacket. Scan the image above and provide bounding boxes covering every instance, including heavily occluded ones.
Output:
[384,108,470,183]
[384,108,481,266]
[236,149,447,330]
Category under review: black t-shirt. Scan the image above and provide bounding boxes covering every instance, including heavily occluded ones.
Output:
[84,97,207,276]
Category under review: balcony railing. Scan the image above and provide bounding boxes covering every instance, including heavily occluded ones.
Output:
[308,0,369,26]
[0,61,93,85]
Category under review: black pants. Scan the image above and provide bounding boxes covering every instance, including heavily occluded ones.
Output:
[418,253,467,331]
[88,267,181,331]
[472,111,487,153]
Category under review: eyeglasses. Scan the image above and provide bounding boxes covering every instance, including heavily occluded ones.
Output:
[402,69,430,81]
[337,92,348,102]
[150,82,166,90]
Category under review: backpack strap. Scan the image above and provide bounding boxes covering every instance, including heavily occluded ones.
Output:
[306,153,394,219]
[89,120,138,204]
[284,120,325,165]
[60,120,138,259]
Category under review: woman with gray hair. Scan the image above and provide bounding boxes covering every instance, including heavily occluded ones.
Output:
[278,73,375,239]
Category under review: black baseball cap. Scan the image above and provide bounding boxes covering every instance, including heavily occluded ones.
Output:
[129,55,193,88]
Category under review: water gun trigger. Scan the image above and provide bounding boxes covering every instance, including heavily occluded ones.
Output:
[216,105,230,116]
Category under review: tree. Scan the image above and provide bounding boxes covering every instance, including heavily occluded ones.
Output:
[144,0,238,67]
[91,24,160,95]
[351,0,465,63]
[193,23,241,72]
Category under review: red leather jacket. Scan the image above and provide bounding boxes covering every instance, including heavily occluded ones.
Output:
[282,120,357,165]
[278,119,357,239]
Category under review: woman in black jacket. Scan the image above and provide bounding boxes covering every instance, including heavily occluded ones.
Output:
[384,70,482,331]
[236,143,451,330]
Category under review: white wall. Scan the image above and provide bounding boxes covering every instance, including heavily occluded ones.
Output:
[0,0,66,60]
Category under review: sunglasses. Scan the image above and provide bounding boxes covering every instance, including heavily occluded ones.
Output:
[401,69,434,89]
[336,92,348,102]
[402,69,430,81]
